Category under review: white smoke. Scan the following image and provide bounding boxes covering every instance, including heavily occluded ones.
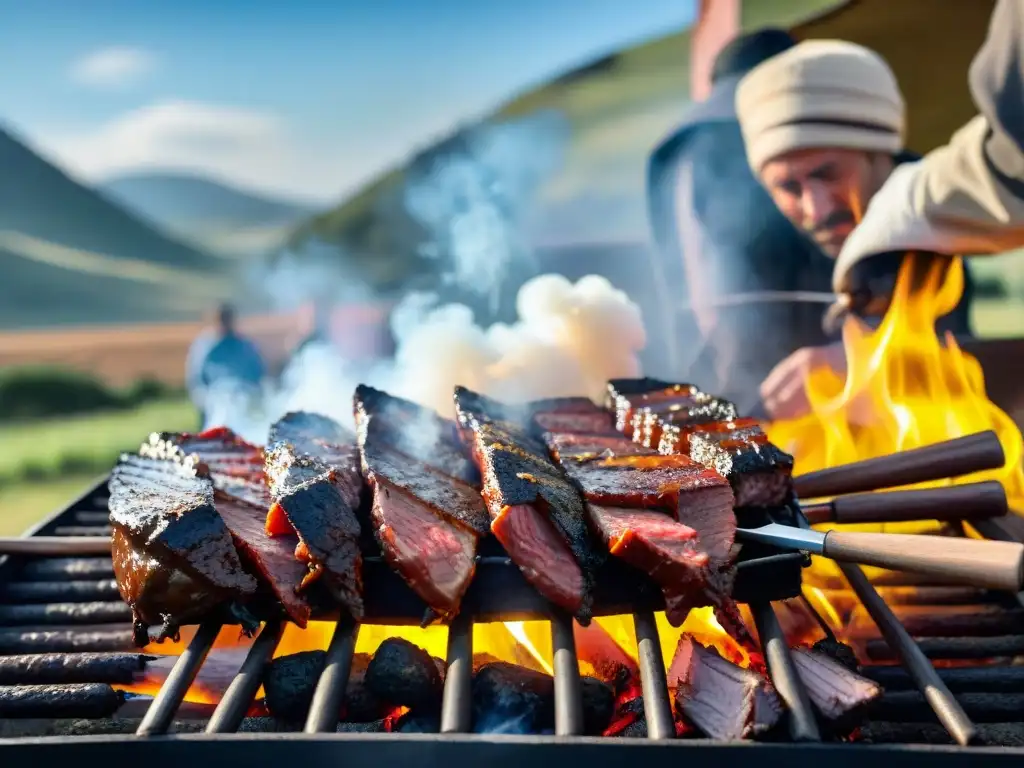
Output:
[202,111,647,441]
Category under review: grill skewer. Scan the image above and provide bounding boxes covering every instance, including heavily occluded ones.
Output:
[839,563,977,746]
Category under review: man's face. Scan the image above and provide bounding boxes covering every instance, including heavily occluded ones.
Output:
[759,147,882,258]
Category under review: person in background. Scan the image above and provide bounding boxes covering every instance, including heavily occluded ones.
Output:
[835,0,1024,294]
[646,29,834,415]
[293,298,334,357]
[734,39,977,420]
[185,303,266,426]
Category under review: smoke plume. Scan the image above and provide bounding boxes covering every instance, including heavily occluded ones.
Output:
[203,111,646,443]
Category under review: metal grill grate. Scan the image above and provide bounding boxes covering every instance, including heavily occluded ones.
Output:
[2,478,1024,757]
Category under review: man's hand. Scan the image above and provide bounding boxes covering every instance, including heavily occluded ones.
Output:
[759,342,846,420]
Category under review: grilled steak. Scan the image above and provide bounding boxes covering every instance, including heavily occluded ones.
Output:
[147,428,264,480]
[544,432,652,464]
[355,384,479,486]
[214,490,311,627]
[149,430,313,627]
[264,413,364,620]
[684,419,795,508]
[528,397,617,437]
[453,387,604,623]
[606,378,737,444]
[108,453,257,646]
[585,505,720,625]
[354,386,488,621]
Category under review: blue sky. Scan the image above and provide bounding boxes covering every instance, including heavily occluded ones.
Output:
[0,0,695,203]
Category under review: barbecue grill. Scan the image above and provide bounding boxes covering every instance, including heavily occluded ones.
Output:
[3,473,1024,765]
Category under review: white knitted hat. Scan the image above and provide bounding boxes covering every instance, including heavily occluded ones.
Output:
[735,40,906,171]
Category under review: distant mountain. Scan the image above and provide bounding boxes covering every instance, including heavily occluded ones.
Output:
[99,172,316,257]
[0,126,229,330]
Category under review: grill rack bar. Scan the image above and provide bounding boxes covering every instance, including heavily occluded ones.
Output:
[304,618,359,733]
[205,621,284,734]
[440,613,473,733]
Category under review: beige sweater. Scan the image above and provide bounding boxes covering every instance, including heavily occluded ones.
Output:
[834,0,1024,293]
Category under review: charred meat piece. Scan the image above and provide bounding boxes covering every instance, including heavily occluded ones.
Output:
[150,429,312,626]
[790,647,882,729]
[354,384,479,486]
[586,505,721,625]
[454,387,603,623]
[606,378,736,445]
[145,428,264,480]
[355,388,487,620]
[667,634,782,740]
[264,440,363,620]
[108,453,257,646]
[543,432,653,464]
[685,419,795,508]
[214,491,311,627]
[528,397,617,436]
[555,453,735,562]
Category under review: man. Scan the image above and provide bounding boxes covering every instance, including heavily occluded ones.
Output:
[185,303,266,426]
[646,29,834,414]
[734,39,976,419]
[836,0,1024,295]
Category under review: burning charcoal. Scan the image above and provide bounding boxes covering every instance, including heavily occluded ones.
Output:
[580,675,615,734]
[790,648,881,728]
[365,638,443,712]
[472,662,552,735]
[471,662,613,735]
[811,637,860,673]
[0,683,123,718]
[393,710,441,733]
[669,634,782,740]
[345,653,388,722]
[262,650,327,723]
[336,719,388,733]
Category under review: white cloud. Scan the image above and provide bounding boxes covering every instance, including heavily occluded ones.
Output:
[69,46,156,89]
[38,100,334,199]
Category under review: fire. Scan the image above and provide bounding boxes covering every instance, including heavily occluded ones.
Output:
[119,608,751,707]
[767,255,1024,587]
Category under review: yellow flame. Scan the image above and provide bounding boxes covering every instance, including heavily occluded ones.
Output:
[767,256,1024,585]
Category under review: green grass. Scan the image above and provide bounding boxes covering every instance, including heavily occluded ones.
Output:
[0,398,198,486]
[0,475,101,536]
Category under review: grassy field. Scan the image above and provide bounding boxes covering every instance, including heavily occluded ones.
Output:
[0,398,200,532]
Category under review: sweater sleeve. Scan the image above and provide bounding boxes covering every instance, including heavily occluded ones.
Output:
[834,0,1024,294]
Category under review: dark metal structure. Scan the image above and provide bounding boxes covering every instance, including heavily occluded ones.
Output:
[3,478,1024,762]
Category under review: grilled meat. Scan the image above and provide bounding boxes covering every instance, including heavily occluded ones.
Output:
[265,413,364,620]
[555,452,735,561]
[668,634,783,740]
[585,505,719,624]
[108,453,257,646]
[148,430,312,627]
[606,378,737,445]
[543,432,652,464]
[355,384,479,485]
[684,419,795,508]
[147,428,264,480]
[354,386,488,620]
[528,397,617,437]
[214,490,311,627]
[453,387,604,623]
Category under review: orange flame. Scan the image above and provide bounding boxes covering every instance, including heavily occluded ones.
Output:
[767,250,1024,594]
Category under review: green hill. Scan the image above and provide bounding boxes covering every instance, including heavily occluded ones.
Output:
[99,172,314,258]
[289,0,842,285]
[0,127,230,329]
